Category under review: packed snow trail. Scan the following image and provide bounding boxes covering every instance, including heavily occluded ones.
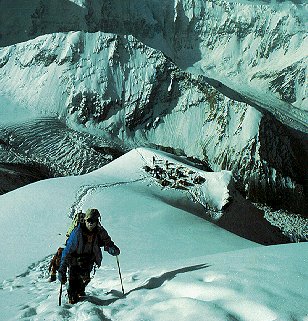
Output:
[69,178,145,218]
[1,256,210,320]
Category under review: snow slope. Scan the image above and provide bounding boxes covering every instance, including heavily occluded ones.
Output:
[0,147,256,281]
[0,148,307,321]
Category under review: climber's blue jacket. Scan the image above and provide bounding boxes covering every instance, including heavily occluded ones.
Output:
[59,223,115,273]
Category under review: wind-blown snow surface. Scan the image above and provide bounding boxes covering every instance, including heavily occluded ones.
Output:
[0,148,307,321]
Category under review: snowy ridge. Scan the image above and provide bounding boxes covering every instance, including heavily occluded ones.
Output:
[68,178,145,219]
[0,147,307,320]
[0,146,296,279]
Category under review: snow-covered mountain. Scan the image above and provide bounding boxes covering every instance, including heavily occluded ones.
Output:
[1,0,307,109]
[0,1,307,215]
[0,2,307,319]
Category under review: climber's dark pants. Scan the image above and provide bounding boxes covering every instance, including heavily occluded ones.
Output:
[68,264,92,302]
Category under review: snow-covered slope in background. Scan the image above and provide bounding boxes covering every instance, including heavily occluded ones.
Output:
[0,0,307,214]
[0,148,307,321]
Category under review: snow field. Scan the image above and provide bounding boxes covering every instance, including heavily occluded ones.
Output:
[0,147,307,321]
[1,243,307,321]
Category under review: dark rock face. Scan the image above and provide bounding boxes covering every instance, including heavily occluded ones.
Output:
[243,115,307,215]
[0,162,51,194]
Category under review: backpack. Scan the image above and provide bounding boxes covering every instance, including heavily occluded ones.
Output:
[48,247,63,278]
[66,210,85,239]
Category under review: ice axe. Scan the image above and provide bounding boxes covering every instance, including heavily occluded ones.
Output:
[116,255,125,295]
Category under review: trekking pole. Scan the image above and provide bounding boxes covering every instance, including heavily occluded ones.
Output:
[116,255,125,295]
[59,283,63,306]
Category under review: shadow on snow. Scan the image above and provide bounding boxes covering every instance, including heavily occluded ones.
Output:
[84,263,210,306]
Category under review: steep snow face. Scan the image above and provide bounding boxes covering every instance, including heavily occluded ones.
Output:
[98,0,308,113]
[3,0,308,110]
[0,0,307,113]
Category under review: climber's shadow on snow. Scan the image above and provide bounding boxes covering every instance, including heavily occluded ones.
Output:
[85,263,210,306]
[127,263,210,294]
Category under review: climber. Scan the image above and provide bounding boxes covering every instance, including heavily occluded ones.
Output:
[58,208,120,303]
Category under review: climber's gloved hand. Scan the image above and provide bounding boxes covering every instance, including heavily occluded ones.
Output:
[107,245,120,256]
[58,271,67,284]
